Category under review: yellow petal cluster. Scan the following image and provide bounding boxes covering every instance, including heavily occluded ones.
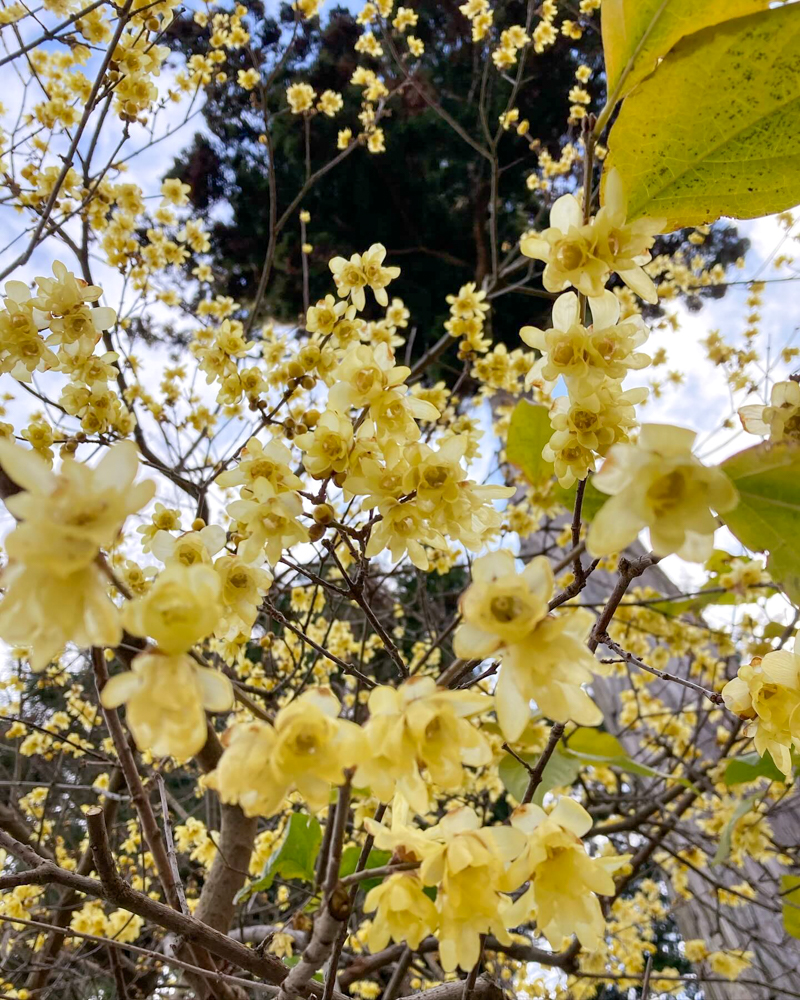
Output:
[0,439,154,669]
[207,688,364,815]
[453,551,602,738]
[354,676,492,813]
[503,799,629,951]
[587,424,738,562]
[101,651,233,758]
[722,650,800,776]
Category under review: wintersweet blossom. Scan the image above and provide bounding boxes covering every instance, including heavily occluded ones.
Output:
[0,439,153,668]
[329,244,399,310]
[503,799,629,950]
[363,873,438,952]
[367,802,526,972]
[722,650,800,777]
[587,424,738,561]
[453,550,552,658]
[454,552,603,738]
[520,169,661,302]
[496,610,604,739]
[354,676,492,813]
[122,563,222,654]
[101,651,233,758]
[0,438,154,572]
[208,688,364,816]
[520,291,650,393]
[739,379,800,444]
[0,562,121,671]
[227,481,309,566]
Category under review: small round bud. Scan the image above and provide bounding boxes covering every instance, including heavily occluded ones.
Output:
[192,518,206,531]
[313,503,335,526]
[308,522,326,542]
[286,361,304,380]
[301,375,316,390]
[303,408,320,428]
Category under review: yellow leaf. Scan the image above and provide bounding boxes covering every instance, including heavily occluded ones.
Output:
[603,4,800,232]
[601,0,771,107]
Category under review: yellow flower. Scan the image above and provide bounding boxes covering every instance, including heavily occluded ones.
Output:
[381,805,525,972]
[0,439,154,574]
[214,554,273,638]
[354,676,492,813]
[520,195,610,299]
[329,244,400,310]
[593,169,663,304]
[329,342,410,410]
[503,799,629,951]
[101,651,232,758]
[122,563,222,654]
[208,688,365,816]
[587,424,738,561]
[204,719,278,816]
[286,82,316,114]
[227,482,308,566]
[364,873,438,952]
[497,610,603,739]
[216,436,302,495]
[364,497,444,570]
[453,551,553,659]
[295,409,354,479]
[520,170,662,303]
[317,89,343,116]
[0,563,121,671]
[520,291,649,393]
[739,379,800,443]
[722,650,800,776]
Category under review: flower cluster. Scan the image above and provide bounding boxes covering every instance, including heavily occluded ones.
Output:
[365,796,626,971]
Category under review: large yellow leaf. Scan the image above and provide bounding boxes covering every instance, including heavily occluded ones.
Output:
[601,0,771,105]
[603,4,800,231]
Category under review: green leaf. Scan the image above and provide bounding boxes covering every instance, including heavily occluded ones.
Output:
[236,812,322,902]
[553,479,608,523]
[530,748,583,807]
[724,750,787,786]
[712,795,759,865]
[782,875,800,939]
[649,584,737,618]
[763,622,795,642]
[604,5,800,231]
[601,0,770,103]
[499,746,581,806]
[506,400,553,486]
[499,750,537,803]
[564,727,699,793]
[566,726,626,758]
[338,846,392,892]
[719,441,800,604]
